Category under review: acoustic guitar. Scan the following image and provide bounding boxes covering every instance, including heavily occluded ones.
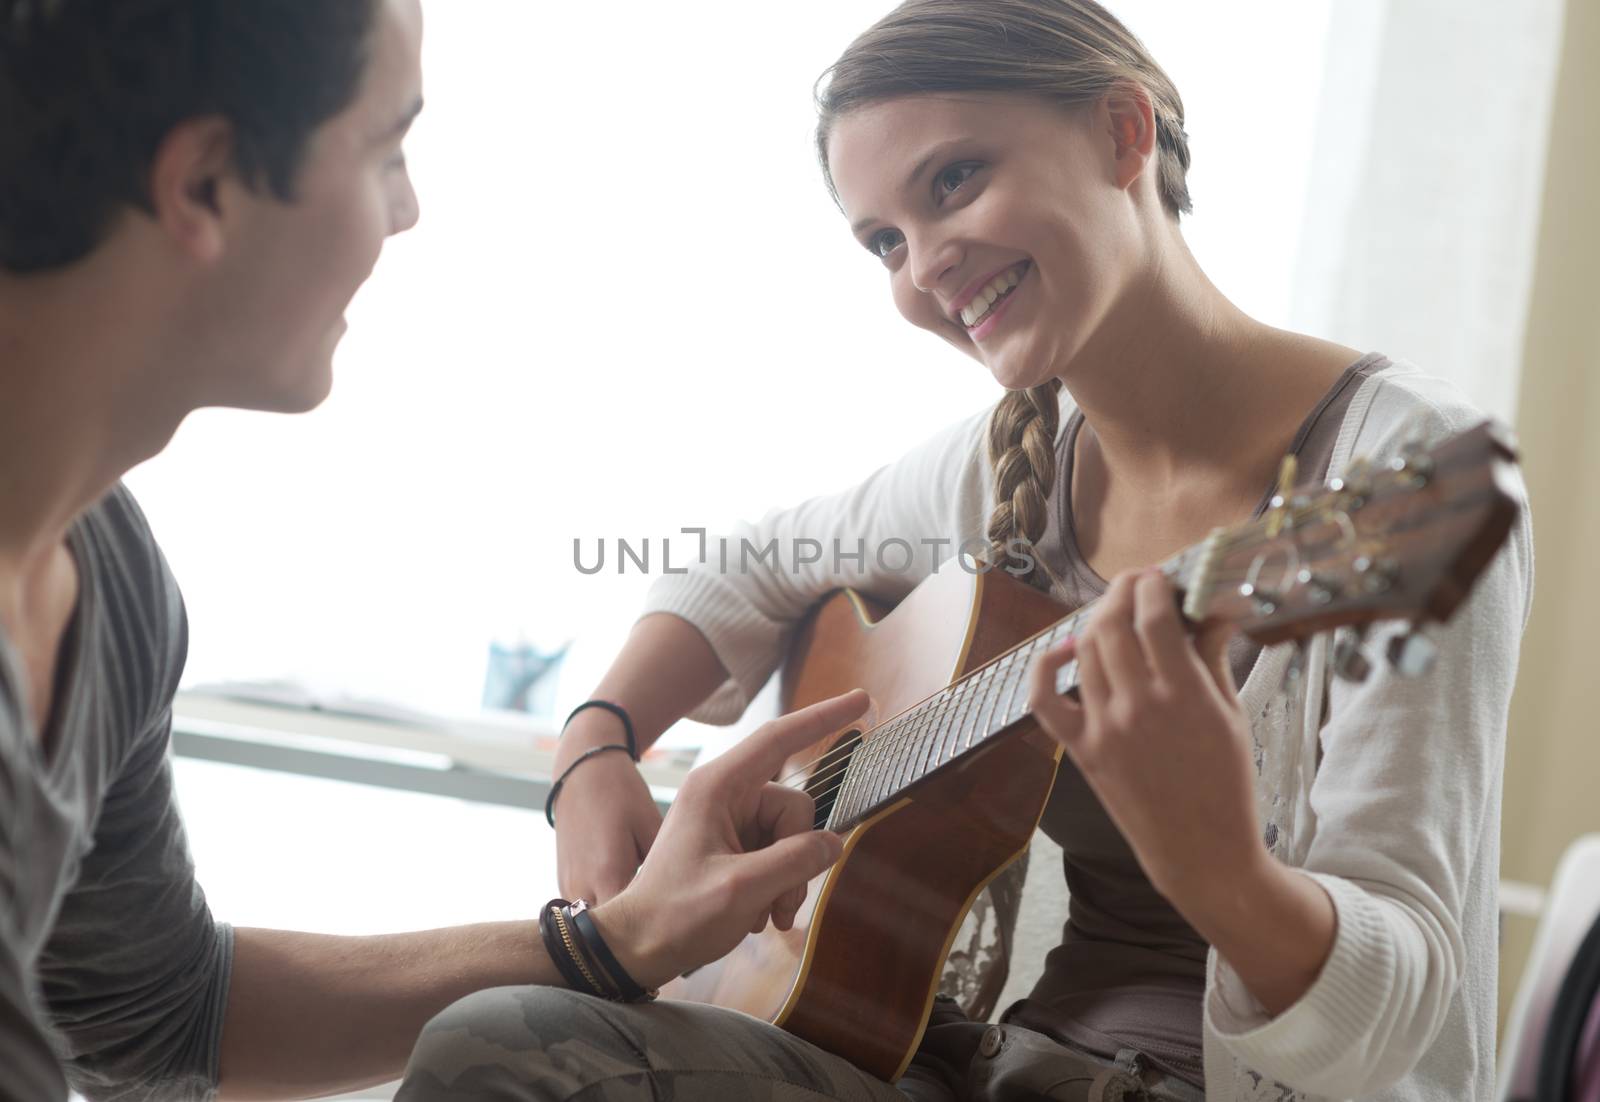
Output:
[663,421,1523,1081]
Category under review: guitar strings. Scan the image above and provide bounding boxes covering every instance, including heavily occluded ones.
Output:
[812,497,1409,822]
[801,668,1052,818]
[772,657,1037,793]
[768,492,1382,815]
[778,619,1089,794]
[774,554,1328,815]
[767,542,1215,790]
[771,617,1080,790]
[771,490,1356,789]
[815,670,1057,827]
[784,660,1050,807]
[771,463,1401,815]
[806,704,1028,828]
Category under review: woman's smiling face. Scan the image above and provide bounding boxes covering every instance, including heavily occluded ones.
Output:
[826,91,1153,390]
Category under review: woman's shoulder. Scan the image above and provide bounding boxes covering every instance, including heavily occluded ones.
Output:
[1353,357,1497,443]
[1350,354,1534,608]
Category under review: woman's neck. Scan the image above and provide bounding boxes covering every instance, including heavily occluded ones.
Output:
[1058,230,1354,496]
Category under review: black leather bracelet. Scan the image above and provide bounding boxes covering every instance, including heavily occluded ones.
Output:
[568,899,657,1002]
[562,700,638,761]
[539,898,606,997]
[545,743,633,827]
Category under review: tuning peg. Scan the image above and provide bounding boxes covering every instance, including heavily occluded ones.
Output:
[1238,581,1281,617]
[1332,630,1373,683]
[1295,568,1342,606]
[1387,444,1436,488]
[1352,555,1399,595]
[1327,458,1374,506]
[1386,628,1439,678]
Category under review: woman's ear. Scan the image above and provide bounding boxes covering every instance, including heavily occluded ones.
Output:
[146,116,236,265]
[1101,83,1158,195]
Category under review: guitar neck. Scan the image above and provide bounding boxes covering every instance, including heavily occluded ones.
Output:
[822,555,1193,832]
[818,421,1522,832]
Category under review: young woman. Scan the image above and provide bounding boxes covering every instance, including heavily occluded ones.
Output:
[402,1,1532,1098]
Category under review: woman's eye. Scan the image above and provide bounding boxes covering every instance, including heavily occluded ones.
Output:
[936,163,979,197]
[868,228,906,259]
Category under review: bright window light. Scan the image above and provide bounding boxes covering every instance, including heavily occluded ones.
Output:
[127,2,1332,731]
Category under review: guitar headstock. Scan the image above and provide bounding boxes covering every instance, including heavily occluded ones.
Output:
[1180,420,1522,649]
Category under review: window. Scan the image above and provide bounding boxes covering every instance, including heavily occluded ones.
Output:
[127,2,1333,747]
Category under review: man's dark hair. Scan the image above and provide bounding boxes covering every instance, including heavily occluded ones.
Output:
[0,0,380,274]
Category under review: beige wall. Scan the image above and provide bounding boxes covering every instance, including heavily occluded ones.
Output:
[1499,0,1600,1028]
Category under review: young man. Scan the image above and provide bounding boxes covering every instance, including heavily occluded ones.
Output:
[0,2,856,1098]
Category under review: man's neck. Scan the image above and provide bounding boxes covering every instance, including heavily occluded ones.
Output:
[0,259,185,585]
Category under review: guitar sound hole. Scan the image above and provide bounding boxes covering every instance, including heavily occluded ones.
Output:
[805,729,863,831]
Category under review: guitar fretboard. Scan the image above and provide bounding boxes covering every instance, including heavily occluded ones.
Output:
[820,612,1081,830]
[816,546,1218,832]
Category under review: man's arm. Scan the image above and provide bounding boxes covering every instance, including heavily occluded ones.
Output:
[0,988,69,1102]
[218,923,559,1099]
[1,854,71,1102]
[216,690,863,1100]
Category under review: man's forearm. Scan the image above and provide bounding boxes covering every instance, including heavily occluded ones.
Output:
[217,922,560,1100]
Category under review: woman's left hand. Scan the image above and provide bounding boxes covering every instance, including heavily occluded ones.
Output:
[1028,568,1268,907]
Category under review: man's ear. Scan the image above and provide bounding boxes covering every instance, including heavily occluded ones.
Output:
[146,116,237,265]
[1101,83,1158,195]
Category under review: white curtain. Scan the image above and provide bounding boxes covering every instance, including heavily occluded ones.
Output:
[1290,0,1564,423]
[1003,0,1569,1016]
[127,1,1565,726]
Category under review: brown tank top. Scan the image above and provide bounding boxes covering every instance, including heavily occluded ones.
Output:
[1004,353,1391,1087]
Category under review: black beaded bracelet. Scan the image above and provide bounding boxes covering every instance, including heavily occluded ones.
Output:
[545,743,632,827]
[568,899,657,1003]
[562,700,638,761]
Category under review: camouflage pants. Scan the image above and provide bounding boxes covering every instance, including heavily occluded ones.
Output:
[396,989,1206,1101]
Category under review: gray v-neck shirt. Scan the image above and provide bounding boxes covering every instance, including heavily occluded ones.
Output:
[1008,353,1391,1086]
[0,485,231,1102]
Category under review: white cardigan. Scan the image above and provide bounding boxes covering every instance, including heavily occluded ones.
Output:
[641,360,1534,1101]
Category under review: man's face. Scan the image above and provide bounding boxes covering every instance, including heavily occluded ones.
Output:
[201,0,424,413]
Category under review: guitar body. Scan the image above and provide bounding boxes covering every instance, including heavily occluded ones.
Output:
[662,565,1068,1081]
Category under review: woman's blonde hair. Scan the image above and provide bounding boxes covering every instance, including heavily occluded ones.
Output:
[814,0,1192,589]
